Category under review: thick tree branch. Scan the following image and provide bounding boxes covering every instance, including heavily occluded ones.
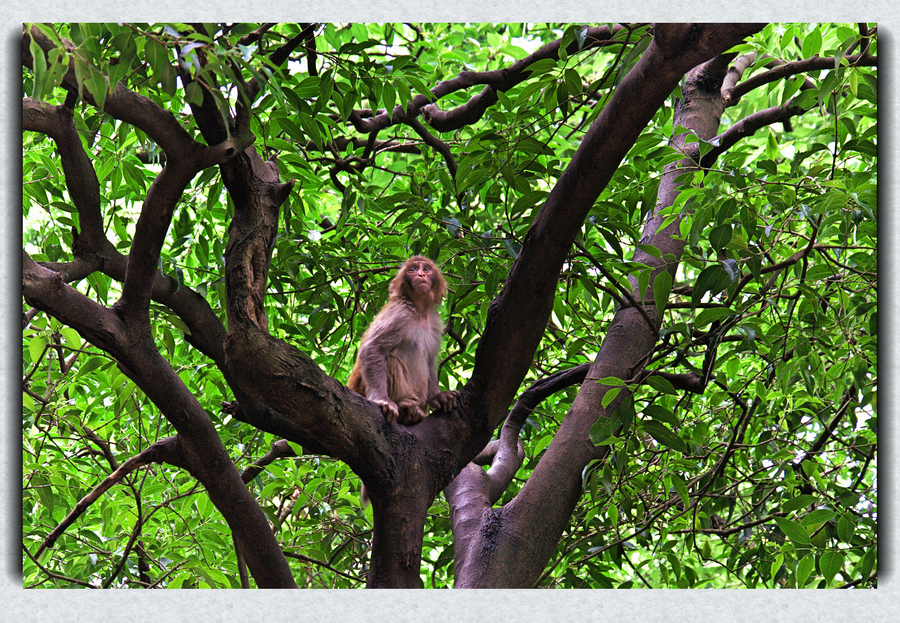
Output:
[452,27,764,588]
[22,99,104,240]
[467,24,764,438]
[23,251,130,356]
[119,165,203,322]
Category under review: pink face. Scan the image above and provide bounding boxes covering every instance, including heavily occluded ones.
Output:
[406,260,434,294]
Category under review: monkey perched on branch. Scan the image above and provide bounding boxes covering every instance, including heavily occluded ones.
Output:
[348,256,458,425]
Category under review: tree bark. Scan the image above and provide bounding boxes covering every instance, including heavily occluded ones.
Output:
[448,26,756,588]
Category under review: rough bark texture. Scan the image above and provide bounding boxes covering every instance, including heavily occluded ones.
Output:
[446,26,756,588]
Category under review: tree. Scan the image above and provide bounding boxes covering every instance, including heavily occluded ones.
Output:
[22,22,877,589]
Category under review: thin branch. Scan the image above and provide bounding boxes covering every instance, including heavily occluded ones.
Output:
[283,550,363,583]
[406,116,457,178]
[574,240,656,333]
[722,52,876,106]
[348,25,627,135]
[239,439,299,483]
[35,436,186,559]
[700,102,807,166]
[24,545,96,588]
[83,427,119,471]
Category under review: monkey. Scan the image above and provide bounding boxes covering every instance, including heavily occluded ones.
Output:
[348,255,458,426]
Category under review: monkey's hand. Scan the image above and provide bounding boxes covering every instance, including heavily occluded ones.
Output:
[373,399,400,424]
[396,399,427,425]
[429,390,459,413]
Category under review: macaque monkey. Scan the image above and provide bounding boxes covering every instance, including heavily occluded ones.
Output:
[348,256,458,425]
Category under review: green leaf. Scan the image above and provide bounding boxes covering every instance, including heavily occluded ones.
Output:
[801,508,836,527]
[607,503,618,527]
[801,26,822,59]
[694,307,734,330]
[796,553,815,587]
[276,117,307,143]
[644,404,678,425]
[60,327,82,350]
[524,58,557,77]
[766,128,780,161]
[770,553,784,586]
[601,386,622,408]
[297,114,323,150]
[819,551,843,586]
[35,481,55,516]
[836,514,856,543]
[652,269,672,313]
[782,494,817,513]
[29,34,48,101]
[775,516,811,546]
[28,336,48,365]
[642,420,687,453]
[636,243,662,259]
[709,223,733,250]
[646,375,677,395]
[671,473,689,509]
[184,81,204,106]
[692,265,729,307]
[856,548,875,582]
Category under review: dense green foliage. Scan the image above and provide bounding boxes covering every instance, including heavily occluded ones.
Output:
[23,23,875,588]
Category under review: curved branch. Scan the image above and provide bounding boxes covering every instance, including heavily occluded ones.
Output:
[349,25,627,135]
[701,102,807,167]
[35,436,186,559]
[406,116,457,177]
[722,52,876,106]
[466,23,764,433]
[119,165,202,321]
[24,26,194,157]
[721,52,757,99]
[447,363,589,512]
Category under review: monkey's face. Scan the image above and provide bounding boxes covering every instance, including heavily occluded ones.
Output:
[405,260,435,295]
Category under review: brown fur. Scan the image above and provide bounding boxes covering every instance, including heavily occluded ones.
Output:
[348,256,458,425]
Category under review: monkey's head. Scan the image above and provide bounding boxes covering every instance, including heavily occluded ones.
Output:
[389,255,447,304]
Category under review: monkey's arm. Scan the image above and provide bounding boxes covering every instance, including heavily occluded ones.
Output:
[356,311,407,423]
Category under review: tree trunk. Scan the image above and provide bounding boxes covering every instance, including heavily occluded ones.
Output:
[448,43,739,589]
